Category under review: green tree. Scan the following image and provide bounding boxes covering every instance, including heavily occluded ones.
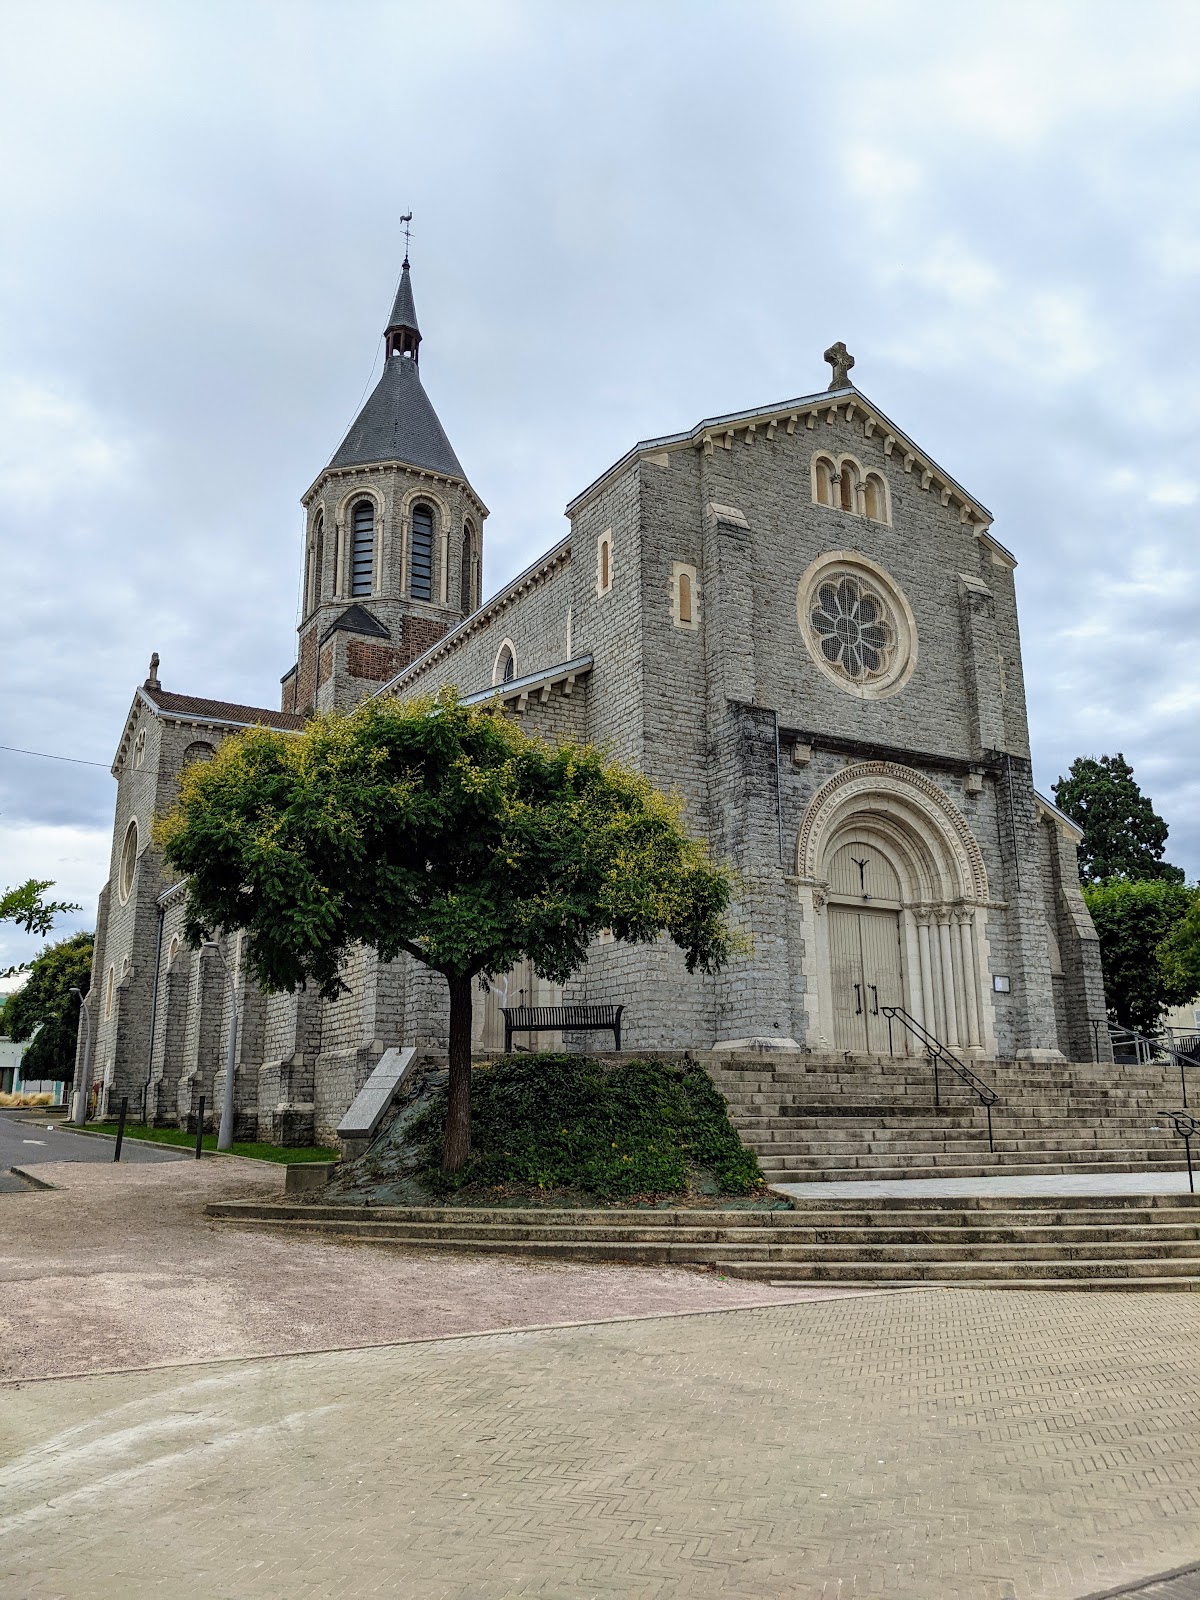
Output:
[1081,879,1199,1033]
[157,693,737,1172]
[3,932,94,1081]
[1053,754,1184,884]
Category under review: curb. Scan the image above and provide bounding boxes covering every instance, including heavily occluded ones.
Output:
[0,1286,935,1388]
[8,1165,57,1190]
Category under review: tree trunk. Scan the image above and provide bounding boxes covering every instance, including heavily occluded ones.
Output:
[442,973,473,1174]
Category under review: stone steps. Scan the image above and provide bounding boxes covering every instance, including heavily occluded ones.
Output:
[206,1196,1200,1288]
[706,1052,1190,1185]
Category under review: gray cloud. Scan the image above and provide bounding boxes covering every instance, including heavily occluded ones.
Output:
[2,0,1198,970]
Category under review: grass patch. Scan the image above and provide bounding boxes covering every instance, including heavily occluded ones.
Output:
[408,1053,764,1202]
[94,1122,339,1164]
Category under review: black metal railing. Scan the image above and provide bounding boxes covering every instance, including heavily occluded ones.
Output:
[1160,1109,1200,1193]
[881,1004,999,1153]
[1111,1023,1200,1108]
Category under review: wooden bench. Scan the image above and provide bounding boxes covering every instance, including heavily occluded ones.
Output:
[501,1004,624,1053]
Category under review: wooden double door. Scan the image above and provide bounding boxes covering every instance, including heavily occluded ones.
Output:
[829,905,904,1054]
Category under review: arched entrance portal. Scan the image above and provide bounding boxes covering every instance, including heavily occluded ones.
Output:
[796,763,996,1057]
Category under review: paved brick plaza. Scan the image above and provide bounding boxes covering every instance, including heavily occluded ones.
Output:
[3,1289,1199,1599]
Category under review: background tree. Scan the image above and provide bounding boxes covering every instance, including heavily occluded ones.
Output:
[2,932,94,1081]
[1082,880,1198,1033]
[158,693,737,1172]
[1,878,82,978]
[1053,754,1184,884]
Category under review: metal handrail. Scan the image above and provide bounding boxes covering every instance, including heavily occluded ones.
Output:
[881,1004,998,1153]
[1110,1023,1200,1109]
[1159,1109,1200,1194]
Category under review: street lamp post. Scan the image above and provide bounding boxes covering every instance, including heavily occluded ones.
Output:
[203,940,239,1151]
[68,987,92,1126]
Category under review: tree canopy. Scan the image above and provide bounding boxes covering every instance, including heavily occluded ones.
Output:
[1082,879,1199,1034]
[2,931,94,1082]
[1053,754,1183,884]
[157,692,738,1169]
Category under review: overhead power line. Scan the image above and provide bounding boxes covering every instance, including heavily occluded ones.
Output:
[0,744,110,769]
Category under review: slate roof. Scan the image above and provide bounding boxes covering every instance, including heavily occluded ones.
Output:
[327,354,465,477]
[142,686,306,731]
[387,261,420,335]
[318,603,391,648]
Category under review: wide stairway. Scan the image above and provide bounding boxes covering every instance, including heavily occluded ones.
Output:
[206,1194,1200,1289]
[708,1051,1192,1184]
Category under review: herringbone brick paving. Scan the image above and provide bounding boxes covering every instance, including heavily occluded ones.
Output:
[3,1291,1199,1598]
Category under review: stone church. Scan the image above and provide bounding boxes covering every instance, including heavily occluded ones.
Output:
[82,261,1109,1142]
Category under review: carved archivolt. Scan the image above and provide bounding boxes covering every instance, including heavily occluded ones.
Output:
[797,761,990,903]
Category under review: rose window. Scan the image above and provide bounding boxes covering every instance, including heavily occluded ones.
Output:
[810,574,896,682]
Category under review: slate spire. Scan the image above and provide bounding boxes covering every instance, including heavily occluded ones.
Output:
[385,258,421,362]
[326,258,464,479]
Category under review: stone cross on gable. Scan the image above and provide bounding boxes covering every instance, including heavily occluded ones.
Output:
[823,341,855,390]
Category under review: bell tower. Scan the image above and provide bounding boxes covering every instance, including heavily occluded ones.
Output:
[282,254,488,717]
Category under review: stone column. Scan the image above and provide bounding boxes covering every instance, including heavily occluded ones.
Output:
[937,915,960,1048]
[957,910,982,1048]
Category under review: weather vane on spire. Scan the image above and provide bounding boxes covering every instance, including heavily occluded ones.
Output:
[400,211,413,266]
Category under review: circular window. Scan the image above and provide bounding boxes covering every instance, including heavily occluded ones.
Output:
[118,819,138,905]
[797,554,916,699]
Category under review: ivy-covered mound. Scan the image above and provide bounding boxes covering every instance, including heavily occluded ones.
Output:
[330,1054,767,1206]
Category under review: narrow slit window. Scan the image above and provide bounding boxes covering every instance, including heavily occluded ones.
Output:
[597,530,612,594]
[864,474,887,523]
[679,570,692,624]
[350,501,374,596]
[312,511,324,608]
[410,503,434,601]
[460,521,474,614]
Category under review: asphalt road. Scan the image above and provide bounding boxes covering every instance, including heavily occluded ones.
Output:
[0,1110,184,1189]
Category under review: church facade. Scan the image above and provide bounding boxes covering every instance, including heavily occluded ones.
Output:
[83,265,1109,1142]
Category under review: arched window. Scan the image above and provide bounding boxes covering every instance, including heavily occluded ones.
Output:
[864,473,888,524]
[839,462,860,514]
[814,457,835,506]
[133,729,147,768]
[183,741,215,767]
[410,502,434,601]
[350,500,375,597]
[493,641,516,685]
[460,520,475,615]
[167,936,180,968]
[118,819,138,905]
[307,510,325,612]
[672,561,699,629]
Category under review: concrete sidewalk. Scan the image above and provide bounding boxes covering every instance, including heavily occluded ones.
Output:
[0,1157,845,1381]
[3,1290,1199,1599]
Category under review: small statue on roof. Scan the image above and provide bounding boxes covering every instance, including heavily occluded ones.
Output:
[145,651,160,689]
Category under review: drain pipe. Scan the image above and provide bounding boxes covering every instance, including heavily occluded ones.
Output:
[141,903,166,1123]
[772,710,785,866]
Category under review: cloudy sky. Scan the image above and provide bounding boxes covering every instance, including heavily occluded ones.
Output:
[2,0,1198,973]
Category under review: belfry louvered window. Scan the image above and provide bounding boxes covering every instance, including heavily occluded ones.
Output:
[350,501,375,596]
[410,503,434,601]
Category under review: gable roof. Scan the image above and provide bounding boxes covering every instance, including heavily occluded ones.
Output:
[318,603,391,648]
[113,685,306,776]
[564,382,1011,563]
[141,686,306,731]
[327,354,464,477]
